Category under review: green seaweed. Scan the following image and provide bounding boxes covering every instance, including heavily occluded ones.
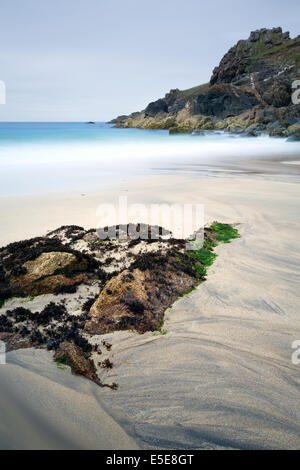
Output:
[56,363,68,371]
[21,296,35,303]
[55,354,68,366]
[188,223,240,279]
[153,328,168,336]
[210,223,241,243]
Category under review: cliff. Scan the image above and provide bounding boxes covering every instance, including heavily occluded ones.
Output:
[110,27,300,138]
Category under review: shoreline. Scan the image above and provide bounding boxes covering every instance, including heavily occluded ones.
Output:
[1,151,300,247]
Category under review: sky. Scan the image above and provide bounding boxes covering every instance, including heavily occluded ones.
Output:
[0,0,299,121]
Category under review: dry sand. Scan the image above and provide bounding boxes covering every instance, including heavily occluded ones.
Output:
[1,161,300,449]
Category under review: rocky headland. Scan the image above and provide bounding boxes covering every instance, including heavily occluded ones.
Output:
[110,27,300,139]
[0,223,240,389]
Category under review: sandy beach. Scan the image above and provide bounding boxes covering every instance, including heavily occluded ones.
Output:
[2,0,300,453]
[1,155,300,449]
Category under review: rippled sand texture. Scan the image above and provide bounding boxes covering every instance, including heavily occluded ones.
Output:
[97,175,300,449]
[1,172,300,449]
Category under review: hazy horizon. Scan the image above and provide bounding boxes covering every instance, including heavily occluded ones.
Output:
[0,0,299,122]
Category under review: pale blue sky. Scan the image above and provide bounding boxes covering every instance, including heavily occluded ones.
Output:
[0,0,299,121]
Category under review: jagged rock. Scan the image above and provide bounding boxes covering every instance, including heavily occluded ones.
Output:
[108,115,128,124]
[110,27,300,135]
[210,27,293,86]
[145,99,168,117]
[194,84,259,118]
[256,80,291,107]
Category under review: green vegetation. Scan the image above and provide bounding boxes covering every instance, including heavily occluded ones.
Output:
[21,296,35,303]
[55,354,68,369]
[152,318,169,336]
[56,362,68,371]
[0,299,5,308]
[188,223,241,277]
[153,328,168,336]
[249,37,300,66]
[179,286,197,298]
[210,223,241,244]
[191,248,216,276]
[176,82,210,100]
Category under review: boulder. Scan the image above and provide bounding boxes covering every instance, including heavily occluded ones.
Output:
[85,269,148,334]
[24,251,87,279]
[0,236,97,299]
[9,251,88,296]
[85,251,198,335]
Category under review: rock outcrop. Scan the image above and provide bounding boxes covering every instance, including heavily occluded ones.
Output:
[110,27,300,137]
[85,256,198,335]
[0,237,97,298]
[0,223,240,389]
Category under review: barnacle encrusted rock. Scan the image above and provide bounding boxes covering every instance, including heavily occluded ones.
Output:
[0,236,98,297]
[0,223,240,389]
[85,251,200,334]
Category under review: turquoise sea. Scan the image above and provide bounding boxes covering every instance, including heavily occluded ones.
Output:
[0,122,299,196]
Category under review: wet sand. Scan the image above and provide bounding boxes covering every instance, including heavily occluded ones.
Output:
[1,156,300,449]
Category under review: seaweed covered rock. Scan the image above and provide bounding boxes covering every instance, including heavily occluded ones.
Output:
[0,235,99,298]
[10,252,88,296]
[85,250,202,335]
[54,341,101,385]
[0,222,240,390]
[54,341,118,389]
[0,332,34,352]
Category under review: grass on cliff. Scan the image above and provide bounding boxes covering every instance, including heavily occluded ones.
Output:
[249,37,300,67]
[175,83,210,100]
[188,223,240,277]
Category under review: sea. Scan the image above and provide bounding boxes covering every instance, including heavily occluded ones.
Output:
[0,122,299,196]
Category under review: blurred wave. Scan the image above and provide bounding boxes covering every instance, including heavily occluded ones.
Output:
[0,122,299,195]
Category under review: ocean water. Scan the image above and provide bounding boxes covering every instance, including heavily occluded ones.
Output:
[0,122,299,196]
